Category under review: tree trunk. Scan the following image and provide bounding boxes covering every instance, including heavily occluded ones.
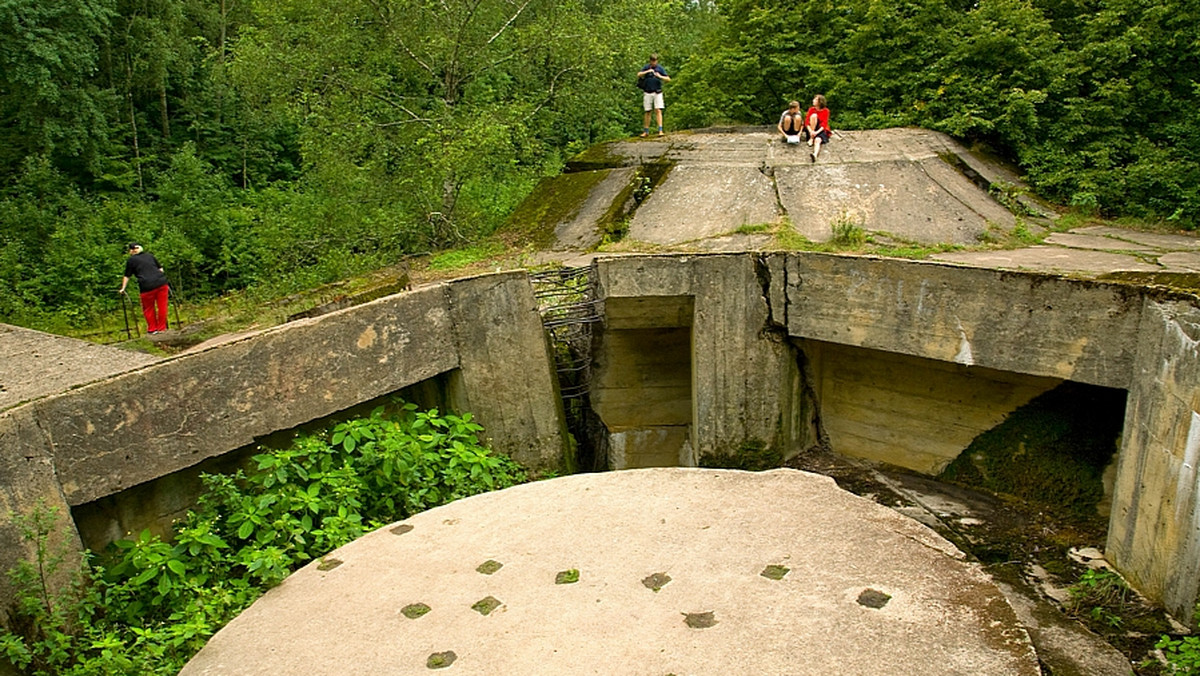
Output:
[160,85,170,138]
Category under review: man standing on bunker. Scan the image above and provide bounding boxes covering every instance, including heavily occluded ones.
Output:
[637,54,671,137]
[118,242,171,334]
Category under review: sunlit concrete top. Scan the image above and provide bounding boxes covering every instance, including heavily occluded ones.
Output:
[182,468,1037,675]
[0,323,158,412]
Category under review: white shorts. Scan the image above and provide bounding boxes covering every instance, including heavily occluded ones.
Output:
[643,91,664,111]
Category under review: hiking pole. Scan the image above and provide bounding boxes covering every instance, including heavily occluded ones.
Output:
[168,275,181,330]
[118,289,137,339]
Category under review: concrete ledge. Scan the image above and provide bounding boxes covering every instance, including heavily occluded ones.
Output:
[181,468,1038,676]
[786,254,1143,388]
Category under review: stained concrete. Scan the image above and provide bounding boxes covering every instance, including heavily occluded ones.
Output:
[628,165,780,243]
[0,323,158,412]
[0,273,570,621]
[803,340,1061,474]
[1074,226,1200,251]
[933,246,1162,274]
[782,254,1143,389]
[181,469,1038,676]
[1044,232,1159,252]
[562,128,1026,248]
[776,157,1013,245]
[1108,300,1200,619]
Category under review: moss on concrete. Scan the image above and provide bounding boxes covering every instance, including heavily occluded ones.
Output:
[402,603,431,619]
[555,569,580,584]
[699,439,783,471]
[938,382,1124,521]
[501,171,611,248]
[760,565,790,580]
[1097,270,1200,294]
[565,142,629,172]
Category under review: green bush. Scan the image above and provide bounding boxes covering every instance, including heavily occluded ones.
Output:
[0,402,525,675]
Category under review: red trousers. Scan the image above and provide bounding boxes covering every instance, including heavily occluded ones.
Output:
[139,285,170,333]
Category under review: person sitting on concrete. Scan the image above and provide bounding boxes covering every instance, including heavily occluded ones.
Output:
[118,243,171,334]
[778,101,806,144]
[805,94,832,162]
[637,54,671,137]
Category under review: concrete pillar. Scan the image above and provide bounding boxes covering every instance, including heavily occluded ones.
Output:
[446,273,569,471]
[1108,299,1200,620]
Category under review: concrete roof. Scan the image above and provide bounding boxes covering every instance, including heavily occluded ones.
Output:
[0,323,158,412]
[182,468,1038,675]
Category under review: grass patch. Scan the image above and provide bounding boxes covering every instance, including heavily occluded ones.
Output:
[428,242,507,270]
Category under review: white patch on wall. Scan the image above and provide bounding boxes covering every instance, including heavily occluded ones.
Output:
[954,318,975,366]
[1178,411,1200,523]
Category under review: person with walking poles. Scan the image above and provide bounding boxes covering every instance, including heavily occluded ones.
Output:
[637,53,671,137]
[778,100,805,144]
[117,242,170,334]
[805,94,832,162]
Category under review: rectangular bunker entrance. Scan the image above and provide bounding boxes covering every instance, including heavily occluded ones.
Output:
[591,296,695,469]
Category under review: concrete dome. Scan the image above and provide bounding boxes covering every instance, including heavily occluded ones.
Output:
[182,468,1037,675]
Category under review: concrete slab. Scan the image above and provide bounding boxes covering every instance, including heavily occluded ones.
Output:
[1074,226,1200,251]
[932,246,1160,274]
[182,468,1037,676]
[777,158,1009,244]
[1045,232,1157,252]
[0,323,158,412]
[628,165,780,243]
[1158,251,1200,272]
[552,167,636,250]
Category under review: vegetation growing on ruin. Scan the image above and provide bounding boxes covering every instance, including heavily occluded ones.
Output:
[700,439,783,471]
[939,382,1124,521]
[0,403,524,675]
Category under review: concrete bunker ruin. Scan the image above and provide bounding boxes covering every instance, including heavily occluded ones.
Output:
[2,251,1199,630]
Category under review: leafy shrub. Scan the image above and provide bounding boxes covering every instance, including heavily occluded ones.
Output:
[0,402,524,675]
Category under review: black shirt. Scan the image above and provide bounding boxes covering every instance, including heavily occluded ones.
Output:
[124,252,168,292]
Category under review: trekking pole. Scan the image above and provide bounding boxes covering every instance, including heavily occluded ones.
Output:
[120,290,139,339]
[168,274,181,330]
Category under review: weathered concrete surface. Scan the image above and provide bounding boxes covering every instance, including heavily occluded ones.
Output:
[997,581,1135,676]
[181,469,1038,676]
[785,254,1143,388]
[446,275,568,469]
[1075,226,1200,251]
[594,255,813,467]
[802,340,1061,474]
[628,165,780,243]
[934,226,1200,276]
[0,407,81,628]
[777,157,1013,245]
[1108,299,1200,619]
[934,246,1162,274]
[1160,251,1200,272]
[591,298,693,468]
[1044,232,1158,252]
[3,273,568,512]
[561,128,1026,249]
[0,323,158,412]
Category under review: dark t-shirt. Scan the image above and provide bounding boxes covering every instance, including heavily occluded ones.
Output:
[639,64,667,93]
[124,252,168,292]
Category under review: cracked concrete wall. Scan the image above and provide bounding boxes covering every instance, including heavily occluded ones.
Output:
[1108,299,1200,620]
[593,255,814,468]
[0,272,568,624]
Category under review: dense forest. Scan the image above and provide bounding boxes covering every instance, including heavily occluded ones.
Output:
[1,0,1197,330]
